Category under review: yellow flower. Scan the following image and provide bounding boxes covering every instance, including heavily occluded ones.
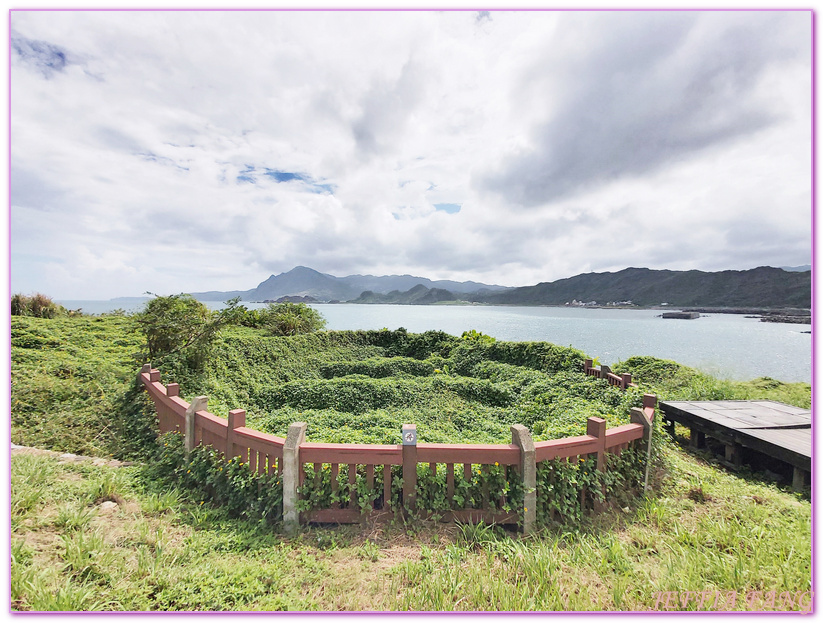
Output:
[494,462,499,467]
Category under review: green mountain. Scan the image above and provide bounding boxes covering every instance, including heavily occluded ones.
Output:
[191,266,508,303]
[473,266,810,308]
[351,285,458,304]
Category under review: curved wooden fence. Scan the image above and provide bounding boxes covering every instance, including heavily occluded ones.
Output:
[139,363,656,534]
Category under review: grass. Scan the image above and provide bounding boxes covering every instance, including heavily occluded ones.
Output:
[10,446,810,612]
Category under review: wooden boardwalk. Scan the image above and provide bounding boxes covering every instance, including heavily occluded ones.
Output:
[659,400,811,490]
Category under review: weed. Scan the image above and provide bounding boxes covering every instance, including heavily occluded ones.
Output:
[60,529,112,583]
[358,539,381,562]
[54,503,97,532]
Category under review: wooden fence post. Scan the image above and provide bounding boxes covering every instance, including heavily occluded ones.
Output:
[227,409,246,460]
[402,424,418,513]
[283,422,307,535]
[621,373,632,389]
[511,424,536,534]
[587,417,607,511]
[184,396,208,454]
[631,403,655,494]
[167,383,179,397]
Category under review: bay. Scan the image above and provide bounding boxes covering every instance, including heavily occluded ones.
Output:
[311,304,811,384]
[57,300,811,383]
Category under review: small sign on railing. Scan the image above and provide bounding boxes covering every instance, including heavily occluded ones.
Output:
[402,425,418,446]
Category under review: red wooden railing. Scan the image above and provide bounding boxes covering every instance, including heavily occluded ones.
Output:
[140,364,655,533]
[583,358,637,389]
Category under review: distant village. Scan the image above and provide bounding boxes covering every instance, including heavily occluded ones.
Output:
[566,299,636,307]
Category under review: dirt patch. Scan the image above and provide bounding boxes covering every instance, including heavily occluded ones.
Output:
[11,444,135,468]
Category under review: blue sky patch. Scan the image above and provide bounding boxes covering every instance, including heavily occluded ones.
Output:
[434,203,461,214]
[12,32,68,76]
[264,169,305,183]
[236,166,333,193]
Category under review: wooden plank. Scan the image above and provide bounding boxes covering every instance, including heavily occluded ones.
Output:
[303,508,362,524]
[300,443,402,465]
[196,411,228,436]
[303,508,397,525]
[659,400,812,473]
[737,428,811,469]
[383,464,392,509]
[233,428,286,458]
[605,424,643,448]
[751,401,811,416]
[535,435,599,462]
[366,464,374,496]
[417,443,520,465]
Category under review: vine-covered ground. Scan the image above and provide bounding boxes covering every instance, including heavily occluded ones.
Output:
[10,315,811,611]
[169,328,645,445]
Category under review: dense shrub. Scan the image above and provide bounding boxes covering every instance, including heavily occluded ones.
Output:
[136,294,246,363]
[448,340,586,376]
[11,293,65,319]
[257,302,327,336]
[141,432,283,524]
[320,357,435,379]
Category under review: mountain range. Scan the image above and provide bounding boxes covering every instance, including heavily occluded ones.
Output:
[190,265,811,309]
[190,266,508,303]
[474,266,810,308]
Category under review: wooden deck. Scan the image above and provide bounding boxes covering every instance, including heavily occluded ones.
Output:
[659,400,811,490]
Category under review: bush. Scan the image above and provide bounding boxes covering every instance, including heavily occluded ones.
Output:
[260,302,326,336]
[136,294,243,363]
[11,293,64,319]
[320,357,435,379]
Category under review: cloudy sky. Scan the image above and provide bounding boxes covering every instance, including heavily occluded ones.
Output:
[10,9,812,300]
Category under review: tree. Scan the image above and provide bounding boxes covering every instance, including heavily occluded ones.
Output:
[136,294,243,362]
[262,302,327,336]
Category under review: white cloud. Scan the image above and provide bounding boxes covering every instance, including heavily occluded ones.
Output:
[10,9,812,299]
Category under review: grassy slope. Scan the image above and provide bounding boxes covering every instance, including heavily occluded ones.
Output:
[11,447,810,611]
[10,315,812,612]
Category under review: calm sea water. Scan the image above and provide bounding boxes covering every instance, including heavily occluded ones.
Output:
[58,300,812,383]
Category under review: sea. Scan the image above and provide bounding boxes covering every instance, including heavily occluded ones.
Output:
[57,300,812,384]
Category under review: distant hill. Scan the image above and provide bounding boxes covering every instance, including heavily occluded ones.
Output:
[472,266,810,308]
[190,266,509,303]
[351,285,458,305]
[189,265,810,308]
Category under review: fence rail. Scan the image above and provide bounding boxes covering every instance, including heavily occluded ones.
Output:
[583,358,637,389]
[139,363,655,534]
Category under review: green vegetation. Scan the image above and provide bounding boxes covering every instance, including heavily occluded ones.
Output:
[10,307,811,611]
[11,292,73,318]
[11,315,147,456]
[475,266,811,308]
[136,294,246,363]
[11,449,810,611]
[614,356,811,409]
[241,301,328,336]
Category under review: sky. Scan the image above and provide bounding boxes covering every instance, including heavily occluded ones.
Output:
[9,9,813,300]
